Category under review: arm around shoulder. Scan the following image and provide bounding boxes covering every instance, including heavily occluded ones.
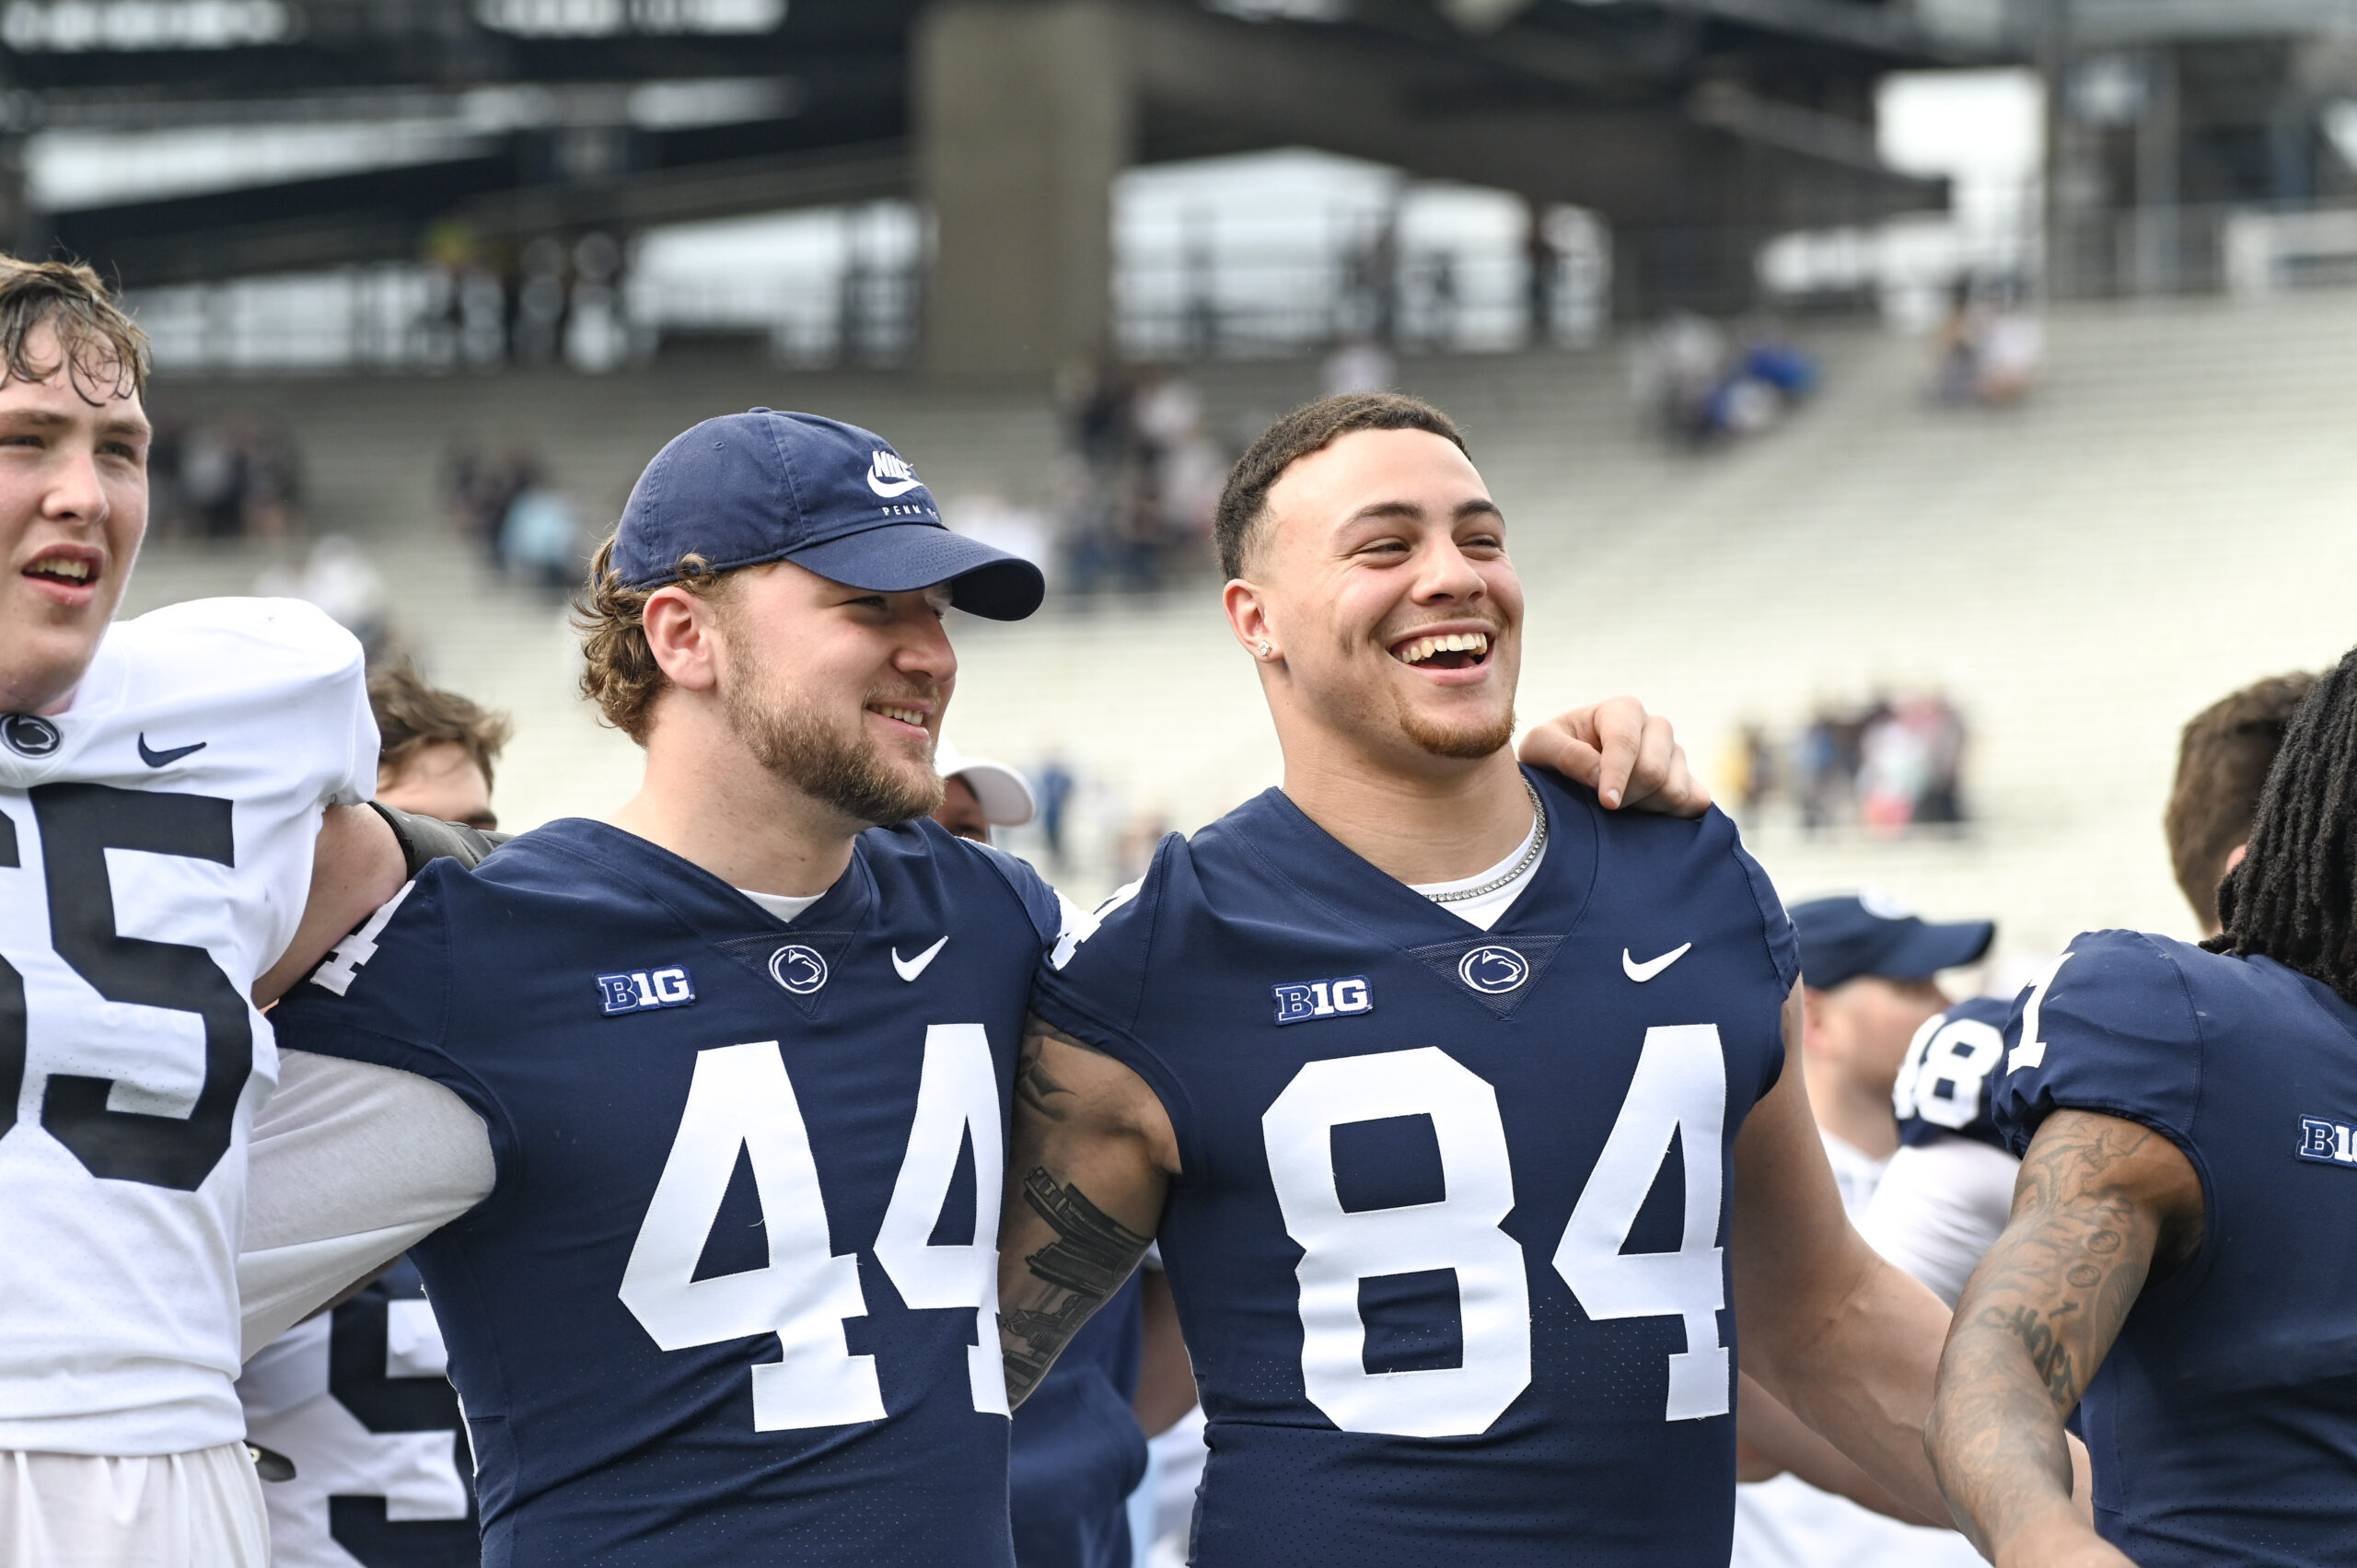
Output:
[240,1049,496,1356]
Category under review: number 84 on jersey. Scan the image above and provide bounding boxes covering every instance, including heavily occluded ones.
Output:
[1264,1027,1731,1440]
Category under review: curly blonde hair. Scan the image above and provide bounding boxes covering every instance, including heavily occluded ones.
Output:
[575,533,743,743]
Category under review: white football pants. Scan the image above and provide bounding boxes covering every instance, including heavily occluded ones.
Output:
[0,1443,268,1567]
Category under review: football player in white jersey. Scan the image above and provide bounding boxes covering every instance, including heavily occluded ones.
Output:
[0,257,433,1567]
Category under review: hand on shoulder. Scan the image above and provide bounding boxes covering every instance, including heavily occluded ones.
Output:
[1518,696,1710,817]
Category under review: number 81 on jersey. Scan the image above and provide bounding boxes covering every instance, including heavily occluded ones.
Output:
[1262,1028,1729,1439]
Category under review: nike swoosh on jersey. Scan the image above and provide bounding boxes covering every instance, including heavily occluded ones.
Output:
[867,470,923,498]
[137,733,208,768]
[1622,943,1692,982]
[892,935,949,981]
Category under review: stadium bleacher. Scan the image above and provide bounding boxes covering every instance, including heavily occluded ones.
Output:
[121,289,2357,971]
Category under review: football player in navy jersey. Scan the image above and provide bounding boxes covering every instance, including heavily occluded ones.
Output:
[245,407,1700,1568]
[254,410,1066,1568]
[1858,993,2017,1307]
[1931,646,2357,1568]
[999,392,1955,1568]
[1864,674,2319,1315]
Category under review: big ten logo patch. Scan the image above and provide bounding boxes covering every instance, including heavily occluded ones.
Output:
[1272,976,1374,1027]
[598,966,697,1016]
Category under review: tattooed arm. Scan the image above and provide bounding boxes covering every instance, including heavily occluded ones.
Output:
[1927,1109,2203,1566]
[998,1014,1181,1408]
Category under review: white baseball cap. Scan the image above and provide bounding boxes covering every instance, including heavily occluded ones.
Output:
[934,738,1037,827]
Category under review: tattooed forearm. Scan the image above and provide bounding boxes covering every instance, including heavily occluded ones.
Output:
[1001,1167,1152,1403]
[1928,1110,2199,1561]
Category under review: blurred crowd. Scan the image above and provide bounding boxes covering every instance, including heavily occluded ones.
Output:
[1629,314,1820,445]
[1053,363,1231,594]
[145,410,307,540]
[442,439,587,598]
[1931,279,2043,407]
[1726,691,1969,835]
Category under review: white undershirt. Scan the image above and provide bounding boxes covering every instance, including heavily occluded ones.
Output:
[1406,806,1548,932]
[737,887,824,923]
[1857,1135,2021,1307]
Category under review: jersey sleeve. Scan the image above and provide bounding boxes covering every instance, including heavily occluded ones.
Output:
[1027,848,1166,1076]
[1894,995,2014,1153]
[1991,930,2205,1160]
[146,597,380,807]
[966,837,1072,959]
[268,863,512,1169]
[1727,820,1802,993]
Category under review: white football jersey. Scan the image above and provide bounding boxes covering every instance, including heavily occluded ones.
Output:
[0,597,376,1455]
[237,1267,472,1568]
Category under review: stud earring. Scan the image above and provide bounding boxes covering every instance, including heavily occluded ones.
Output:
[1256,640,1273,659]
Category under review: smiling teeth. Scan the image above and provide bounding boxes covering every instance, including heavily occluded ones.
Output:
[27,556,90,582]
[873,705,924,726]
[1397,632,1489,665]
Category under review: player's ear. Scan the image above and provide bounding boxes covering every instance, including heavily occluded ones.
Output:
[642,584,725,694]
[1797,985,1834,1059]
[1224,578,1280,667]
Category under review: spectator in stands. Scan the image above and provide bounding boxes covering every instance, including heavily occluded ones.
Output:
[930,738,1037,845]
[256,535,397,666]
[1035,754,1077,870]
[1322,338,1394,396]
[2165,671,2317,935]
[1933,275,2042,407]
[443,439,539,563]
[370,660,514,830]
[501,477,585,598]
[1791,693,1966,834]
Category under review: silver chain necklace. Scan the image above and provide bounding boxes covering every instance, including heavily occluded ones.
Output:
[1423,777,1548,904]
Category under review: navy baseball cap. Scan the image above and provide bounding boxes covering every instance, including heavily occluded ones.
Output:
[1790,891,1994,991]
[611,409,1044,620]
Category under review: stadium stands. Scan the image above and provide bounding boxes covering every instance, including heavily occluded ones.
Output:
[121,289,2357,973]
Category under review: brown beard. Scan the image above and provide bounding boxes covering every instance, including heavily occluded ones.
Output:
[1399,699,1516,761]
[721,658,944,827]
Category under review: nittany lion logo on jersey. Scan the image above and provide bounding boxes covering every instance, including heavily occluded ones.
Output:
[767,944,829,994]
[1457,946,1530,994]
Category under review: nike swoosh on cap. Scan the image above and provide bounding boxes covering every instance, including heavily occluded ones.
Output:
[138,734,207,768]
[867,455,923,498]
[892,935,949,981]
[1622,943,1692,982]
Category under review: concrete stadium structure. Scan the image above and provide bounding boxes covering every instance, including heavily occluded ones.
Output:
[120,287,2357,972]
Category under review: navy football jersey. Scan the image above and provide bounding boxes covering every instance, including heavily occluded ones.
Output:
[1993,929,2357,1567]
[1029,769,1799,1567]
[271,817,1065,1568]
[1892,995,2012,1153]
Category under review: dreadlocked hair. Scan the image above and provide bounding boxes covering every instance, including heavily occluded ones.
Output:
[2203,644,2357,1004]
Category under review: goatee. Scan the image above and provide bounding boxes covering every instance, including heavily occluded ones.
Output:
[1399,701,1515,761]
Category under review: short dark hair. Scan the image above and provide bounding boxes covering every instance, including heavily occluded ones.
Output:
[1212,392,1467,580]
[2165,671,2315,930]
[370,661,515,791]
[2206,648,2357,1004]
[0,256,148,404]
